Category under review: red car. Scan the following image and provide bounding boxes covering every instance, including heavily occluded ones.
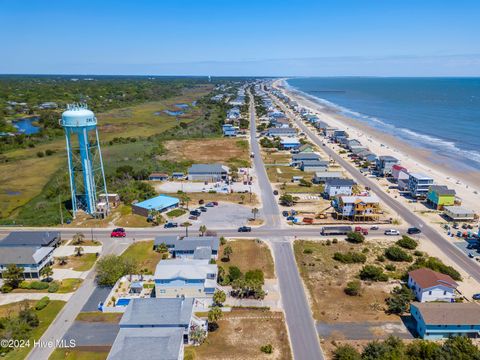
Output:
[111,228,126,238]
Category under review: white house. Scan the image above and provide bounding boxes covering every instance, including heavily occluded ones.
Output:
[408,268,457,302]
[408,173,434,198]
[324,178,355,198]
[154,259,217,298]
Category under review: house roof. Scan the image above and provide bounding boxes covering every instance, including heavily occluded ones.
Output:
[120,298,194,327]
[149,173,168,178]
[408,268,458,289]
[267,127,296,133]
[154,259,217,280]
[188,163,229,174]
[107,328,184,360]
[292,153,321,161]
[409,172,433,181]
[193,246,213,260]
[340,195,379,204]
[314,171,343,179]
[412,302,480,325]
[325,178,356,187]
[280,137,300,144]
[301,160,329,166]
[0,246,54,265]
[443,206,476,215]
[378,155,398,162]
[0,231,60,247]
[154,236,220,252]
[429,185,456,196]
[133,195,179,211]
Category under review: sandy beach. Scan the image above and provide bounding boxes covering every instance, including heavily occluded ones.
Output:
[274,79,480,215]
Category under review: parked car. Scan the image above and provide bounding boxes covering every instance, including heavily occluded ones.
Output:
[212,201,219,206]
[287,216,296,221]
[273,190,279,195]
[238,226,252,232]
[189,215,198,220]
[205,202,215,207]
[407,227,421,235]
[164,222,178,228]
[384,229,400,236]
[473,293,480,300]
[190,210,201,216]
[282,211,289,217]
[111,228,126,238]
[370,225,379,230]
[198,206,207,212]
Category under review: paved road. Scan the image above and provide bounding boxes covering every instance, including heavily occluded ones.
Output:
[248,89,324,360]
[25,235,131,360]
[273,91,480,284]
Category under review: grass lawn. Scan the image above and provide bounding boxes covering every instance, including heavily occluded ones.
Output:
[262,150,292,164]
[53,253,98,272]
[293,240,406,324]
[166,208,187,218]
[4,300,66,360]
[120,240,163,274]
[186,309,292,360]
[49,348,109,360]
[281,184,324,194]
[12,278,83,294]
[75,312,122,323]
[162,138,251,168]
[265,165,305,183]
[218,239,275,278]
[0,300,36,318]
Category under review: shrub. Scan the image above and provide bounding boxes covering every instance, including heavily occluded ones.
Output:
[1,284,13,293]
[35,296,50,310]
[359,265,388,281]
[333,251,366,264]
[45,149,54,156]
[30,281,50,290]
[332,238,338,244]
[385,264,396,271]
[385,246,413,262]
[326,239,331,246]
[228,266,242,282]
[36,151,45,158]
[414,250,424,257]
[377,255,385,262]
[386,285,415,314]
[346,232,364,244]
[48,282,60,293]
[344,280,362,296]
[303,248,313,254]
[396,236,418,250]
[333,344,361,360]
[245,269,264,285]
[260,344,273,354]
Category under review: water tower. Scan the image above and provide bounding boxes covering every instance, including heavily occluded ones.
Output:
[61,104,109,218]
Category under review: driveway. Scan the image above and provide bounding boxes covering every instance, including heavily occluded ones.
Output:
[63,321,119,346]
[82,286,113,312]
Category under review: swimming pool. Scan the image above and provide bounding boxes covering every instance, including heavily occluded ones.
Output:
[116,298,131,306]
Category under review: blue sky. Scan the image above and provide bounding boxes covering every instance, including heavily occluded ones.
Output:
[1,0,479,76]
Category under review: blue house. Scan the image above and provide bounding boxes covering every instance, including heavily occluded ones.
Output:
[222,124,237,137]
[410,302,480,339]
[280,137,301,149]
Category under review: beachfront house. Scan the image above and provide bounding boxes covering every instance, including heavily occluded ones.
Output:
[324,178,356,198]
[397,170,410,191]
[408,268,457,302]
[131,194,180,217]
[154,259,217,299]
[443,206,476,222]
[280,137,301,150]
[149,173,169,181]
[410,302,480,339]
[346,139,362,150]
[187,164,230,182]
[332,130,347,141]
[333,195,380,221]
[154,236,219,260]
[312,171,343,184]
[376,155,399,176]
[426,185,456,210]
[408,173,434,198]
[392,165,408,181]
[299,160,329,172]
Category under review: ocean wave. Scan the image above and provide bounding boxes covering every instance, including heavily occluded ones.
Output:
[285,79,480,168]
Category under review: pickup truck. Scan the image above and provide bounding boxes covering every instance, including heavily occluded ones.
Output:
[354,226,368,235]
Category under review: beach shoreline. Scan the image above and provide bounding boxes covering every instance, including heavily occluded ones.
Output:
[274,79,480,213]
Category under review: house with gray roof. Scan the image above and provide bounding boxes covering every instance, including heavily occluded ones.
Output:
[0,231,61,247]
[266,127,296,137]
[291,153,321,166]
[187,164,229,182]
[0,246,54,279]
[312,171,343,184]
[299,160,329,172]
[154,236,219,259]
[376,155,399,176]
[107,328,184,360]
[154,259,217,299]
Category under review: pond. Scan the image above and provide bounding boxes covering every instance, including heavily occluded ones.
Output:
[175,103,189,109]
[13,117,40,135]
[163,110,184,116]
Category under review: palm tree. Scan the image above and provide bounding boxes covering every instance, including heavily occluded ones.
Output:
[199,225,207,236]
[181,222,192,237]
[240,194,245,204]
[40,266,53,282]
[58,256,68,266]
[72,232,85,245]
[74,246,84,257]
[251,207,259,220]
[181,194,191,210]
[223,245,233,261]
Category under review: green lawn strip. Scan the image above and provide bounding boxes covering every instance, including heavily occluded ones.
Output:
[49,348,109,360]
[4,300,66,360]
[75,312,122,323]
[71,253,97,272]
[166,208,186,218]
[120,240,162,274]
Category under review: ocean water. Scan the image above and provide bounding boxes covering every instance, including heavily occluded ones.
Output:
[286,77,480,172]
